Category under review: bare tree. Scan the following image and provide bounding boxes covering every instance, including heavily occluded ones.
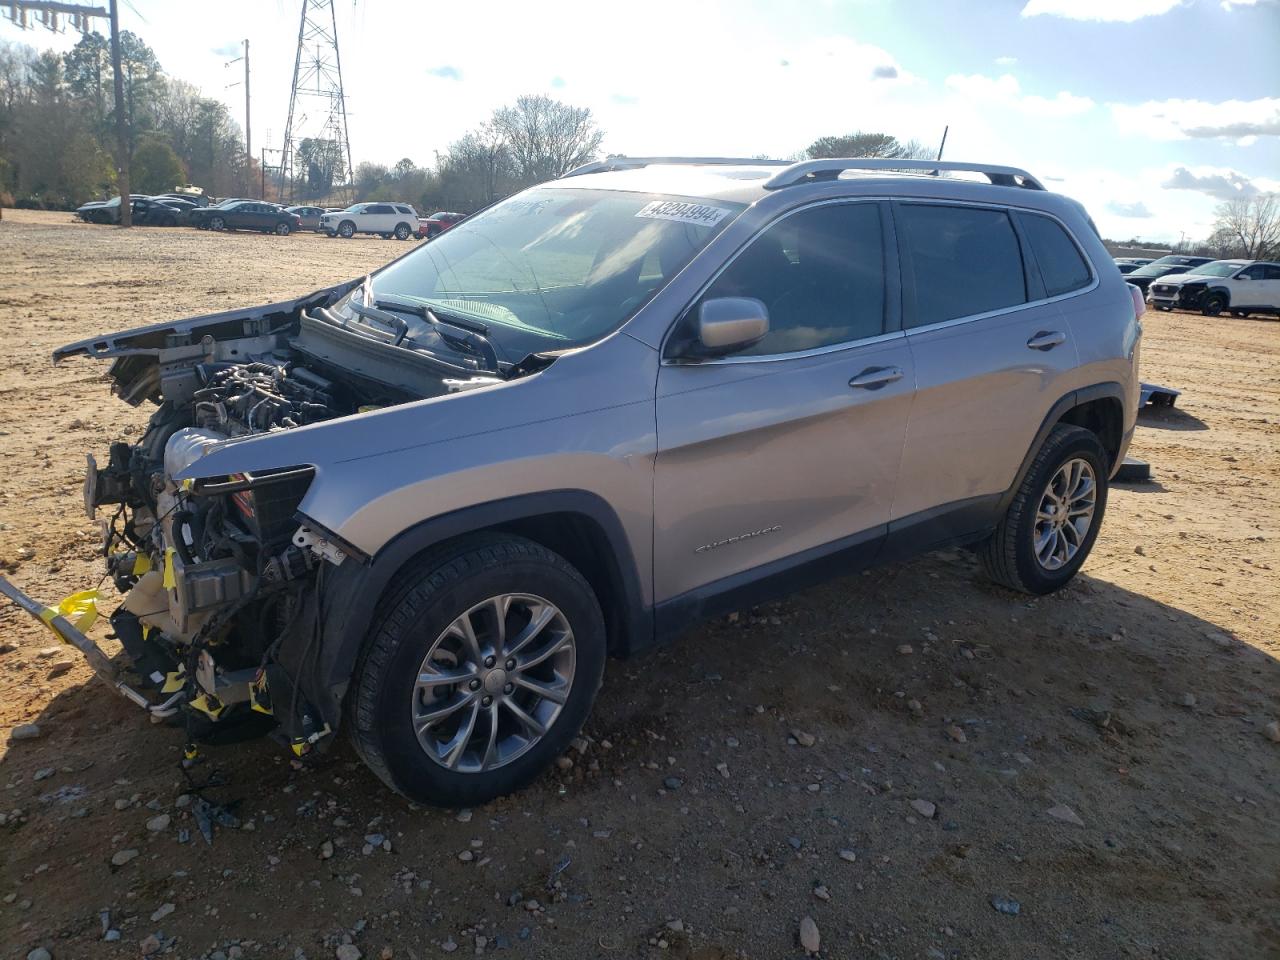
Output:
[434,123,515,208]
[491,94,604,185]
[1212,193,1280,260]
[804,131,934,160]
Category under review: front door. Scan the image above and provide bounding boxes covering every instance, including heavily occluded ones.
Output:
[653,200,913,605]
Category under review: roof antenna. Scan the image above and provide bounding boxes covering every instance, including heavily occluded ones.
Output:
[936,125,949,162]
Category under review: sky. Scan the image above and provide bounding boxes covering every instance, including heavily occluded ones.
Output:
[3,0,1277,244]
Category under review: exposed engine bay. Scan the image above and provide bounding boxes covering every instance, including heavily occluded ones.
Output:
[27,281,540,757]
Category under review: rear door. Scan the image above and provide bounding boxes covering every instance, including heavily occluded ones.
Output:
[889,202,1088,544]
[653,200,914,604]
[367,204,394,232]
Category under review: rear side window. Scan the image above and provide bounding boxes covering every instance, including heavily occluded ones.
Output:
[368,204,392,215]
[899,204,1026,327]
[1264,265,1280,280]
[699,202,886,355]
[1020,213,1091,297]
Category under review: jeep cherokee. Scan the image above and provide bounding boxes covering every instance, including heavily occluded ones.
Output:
[2,157,1142,806]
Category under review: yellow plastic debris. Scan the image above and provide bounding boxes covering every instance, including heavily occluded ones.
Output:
[131,552,153,575]
[39,589,100,639]
[161,547,176,589]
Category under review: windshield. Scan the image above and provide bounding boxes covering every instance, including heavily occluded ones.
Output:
[340,187,745,363]
[1187,260,1246,278]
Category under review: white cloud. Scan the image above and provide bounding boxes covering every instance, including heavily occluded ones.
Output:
[1020,0,1183,22]
[994,56,1018,65]
[1107,200,1154,218]
[1111,97,1280,142]
[945,73,1095,117]
[1162,165,1280,199]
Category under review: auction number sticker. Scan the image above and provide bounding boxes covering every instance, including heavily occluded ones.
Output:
[636,200,731,227]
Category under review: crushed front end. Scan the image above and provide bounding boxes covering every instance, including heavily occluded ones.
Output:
[4,282,484,758]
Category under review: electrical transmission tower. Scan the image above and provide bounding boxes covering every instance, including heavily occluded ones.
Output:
[278,0,354,205]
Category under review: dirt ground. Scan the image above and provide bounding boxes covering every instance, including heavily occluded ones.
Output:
[0,208,1277,960]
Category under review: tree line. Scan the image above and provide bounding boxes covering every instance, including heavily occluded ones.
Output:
[0,32,252,208]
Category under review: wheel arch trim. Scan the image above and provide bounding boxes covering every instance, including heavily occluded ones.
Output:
[998,382,1127,515]
[306,489,650,731]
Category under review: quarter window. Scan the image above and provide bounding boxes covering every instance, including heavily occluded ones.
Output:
[698,202,886,356]
[1264,265,1280,281]
[1020,213,1091,297]
[899,204,1026,327]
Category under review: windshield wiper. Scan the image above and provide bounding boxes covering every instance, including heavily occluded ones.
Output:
[374,297,499,374]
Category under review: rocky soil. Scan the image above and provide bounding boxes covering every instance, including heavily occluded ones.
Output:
[1,209,1277,960]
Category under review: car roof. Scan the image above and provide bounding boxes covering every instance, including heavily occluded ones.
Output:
[541,159,1080,218]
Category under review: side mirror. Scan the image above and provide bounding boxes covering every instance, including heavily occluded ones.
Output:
[686,297,769,358]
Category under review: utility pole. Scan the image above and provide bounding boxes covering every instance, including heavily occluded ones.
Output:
[243,40,251,182]
[225,39,253,195]
[108,0,130,227]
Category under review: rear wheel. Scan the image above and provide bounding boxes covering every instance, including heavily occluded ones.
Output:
[275,222,291,236]
[1202,293,1227,317]
[394,222,412,240]
[979,424,1109,595]
[350,535,606,806]
[208,215,226,231]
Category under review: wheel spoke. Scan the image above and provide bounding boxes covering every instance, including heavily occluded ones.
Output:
[415,689,476,729]
[479,704,500,770]
[516,630,574,672]
[448,612,484,667]
[416,666,474,688]
[505,604,556,659]
[511,673,569,705]
[443,700,481,769]
[490,596,510,652]
[502,697,547,738]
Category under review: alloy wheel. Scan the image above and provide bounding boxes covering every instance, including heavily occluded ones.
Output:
[411,593,576,773]
[1033,457,1097,571]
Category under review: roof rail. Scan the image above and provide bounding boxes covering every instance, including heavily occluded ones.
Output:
[561,156,793,178]
[762,158,1045,191]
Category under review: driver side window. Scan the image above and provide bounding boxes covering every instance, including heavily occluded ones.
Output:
[698,202,886,356]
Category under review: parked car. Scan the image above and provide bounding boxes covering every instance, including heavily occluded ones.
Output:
[1147,259,1280,316]
[74,195,182,226]
[287,205,329,231]
[32,157,1139,807]
[1122,254,1214,292]
[320,202,420,239]
[191,200,301,235]
[418,210,467,239]
[1113,257,1153,275]
[148,197,199,225]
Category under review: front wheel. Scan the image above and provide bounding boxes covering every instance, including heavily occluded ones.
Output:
[208,216,226,231]
[338,220,356,238]
[1202,293,1227,317]
[979,424,1109,595]
[350,535,606,806]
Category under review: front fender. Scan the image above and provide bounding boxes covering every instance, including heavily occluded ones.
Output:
[296,490,651,733]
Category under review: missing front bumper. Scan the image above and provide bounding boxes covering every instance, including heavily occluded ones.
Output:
[0,575,185,720]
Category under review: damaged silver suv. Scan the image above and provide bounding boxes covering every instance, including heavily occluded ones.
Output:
[3,158,1142,806]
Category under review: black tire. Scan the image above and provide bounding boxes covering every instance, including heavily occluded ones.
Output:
[1201,293,1227,317]
[394,222,412,240]
[979,424,1109,595]
[349,534,606,807]
[209,216,226,231]
[338,220,355,238]
[275,222,291,236]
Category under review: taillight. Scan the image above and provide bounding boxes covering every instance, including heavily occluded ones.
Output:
[1127,282,1145,320]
